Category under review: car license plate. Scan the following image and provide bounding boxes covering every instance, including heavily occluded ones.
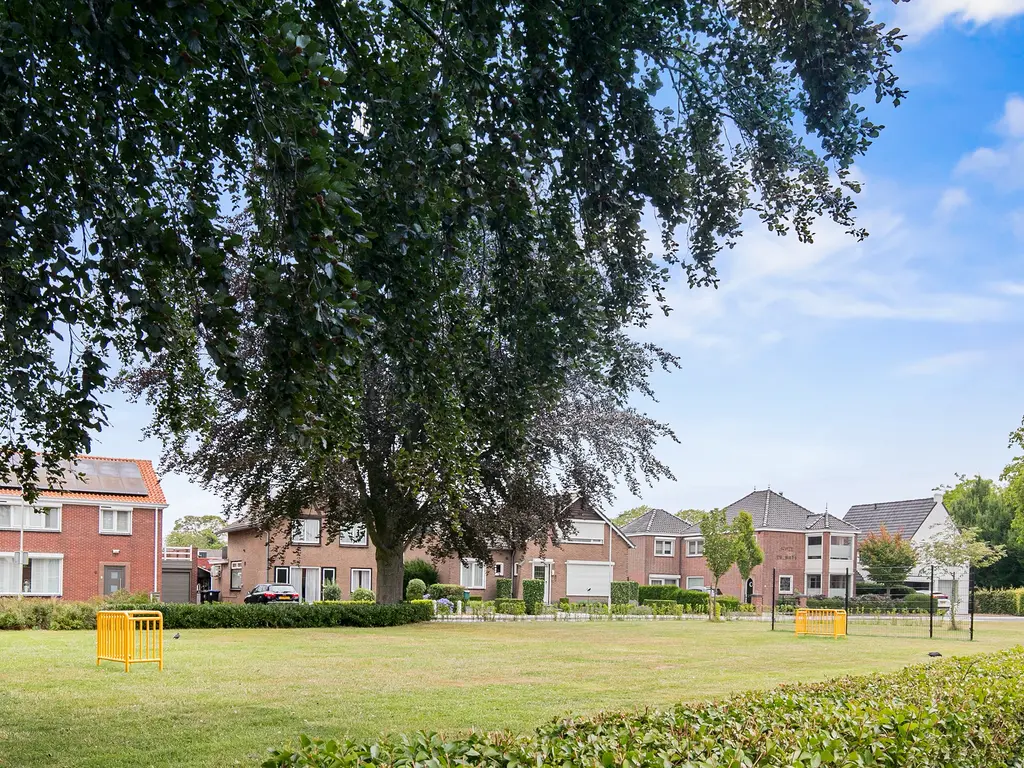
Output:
[279,596,291,600]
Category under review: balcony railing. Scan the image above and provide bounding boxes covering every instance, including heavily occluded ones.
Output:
[162,546,192,560]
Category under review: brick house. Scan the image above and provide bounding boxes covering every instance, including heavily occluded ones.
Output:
[0,456,168,601]
[622,490,859,604]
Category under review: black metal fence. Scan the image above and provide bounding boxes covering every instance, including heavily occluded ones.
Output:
[769,565,974,641]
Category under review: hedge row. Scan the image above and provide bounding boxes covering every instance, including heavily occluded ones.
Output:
[610,581,639,605]
[976,587,1024,616]
[426,584,464,602]
[0,599,433,630]
[636,586,740,610]
[266,649,1024,767]
[521,580,544,614]
[805,594,938,613]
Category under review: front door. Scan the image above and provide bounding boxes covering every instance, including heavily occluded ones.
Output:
[532,562,550,603]
[289,566,322,603]
[103,565,126,595]
[745,578,754,604]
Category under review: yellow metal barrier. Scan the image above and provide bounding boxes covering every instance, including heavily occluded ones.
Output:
[96,611,164,671]
[795,608,847,638]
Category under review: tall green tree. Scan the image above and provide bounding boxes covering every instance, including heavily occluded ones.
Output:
[857,525,916,596]
[165,515,226,550]
[3,0,907,502]
[942,474,1024,588]
[732,511,763,601]
[699,509,736,621]
[917,523,1004,629]
[613,506,652,527]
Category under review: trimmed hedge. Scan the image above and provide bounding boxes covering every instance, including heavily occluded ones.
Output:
[266,649,1024,767]
[521,580,544,614]
[426,584,464,602]
[405,579,426,601]
[494,598,526,616]
[403,559,440,593]
[638,585,680,603]
[976,587,1024,616]
[495,577,513,599]
[610,581,639,604]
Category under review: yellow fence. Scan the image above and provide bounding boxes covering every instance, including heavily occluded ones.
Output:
[794,608,847,638]
[96,611,164,672]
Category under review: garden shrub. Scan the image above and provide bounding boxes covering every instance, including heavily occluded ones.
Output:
[104,589,153,605]
[404,559,440,594]
[495,577,513,599]
[646,599,681,616]
[50,602,97,631]
[321,580,342,602]
[610,581,634,605]
[677,590,709,609]
[976,588,1024,616]
[638,585,680,604]
[405,579,426,601]
[102,601,433,629]
[266,649,1024,768]
[558,597,570,611]
[716,595,739,611]
[427,584,464,602]
[903,592,940,614]
[494,599,526,616]
[350,588,375,603]
[521,580,544,614]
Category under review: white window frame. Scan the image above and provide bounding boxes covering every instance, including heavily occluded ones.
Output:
[99,505,132,535]
[778,574,794,594]
[562,519,605,544]
[829,573,848,590]
[460,559,486,590]
[229,561,243,591]
[321,567,337,586]
[291,518,322,545]
[273,566,290,584]
[350,568,372,592]
[1,552,64,596]
[654,538,675,557]
[1,503,63,532]
[648,575,681,587]
[806,534,823,560]
[806,573,822,593]
[686,538,704,557]
[337,525,367,546]
[829,535,853,560]
[493,562,504,577]
[685,576,705,590]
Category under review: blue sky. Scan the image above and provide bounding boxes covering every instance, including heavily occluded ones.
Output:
[91,2,1024,534]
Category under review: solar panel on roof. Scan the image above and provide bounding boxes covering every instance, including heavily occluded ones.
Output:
[0,457,149,496]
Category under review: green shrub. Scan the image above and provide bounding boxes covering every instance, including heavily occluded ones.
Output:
[716,595,739,611]
[889,584,915,597]
[405,579,427,601]
[494,599,526,615]
[50,602,97,631]
[266,650,1024,768]
[610,581,637,605]
[101,601,433,629]
[638,585,681,604]
[321,580,342,602]
[558,597,570,611]
[904,592,940,614]
[677,590,709,609]
[404,559,440,594]
[427,584,464,602]
[976,588,1024,616]
[495,577,513,599]
[104,589,153,605]
[646,599,681,616]
[521,580,544,614]
[350,588,375,603]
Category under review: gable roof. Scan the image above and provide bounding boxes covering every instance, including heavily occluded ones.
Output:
[675,490,859,535]
[0,455,167,506]
[843,498,937,538]
[620,508,692,537]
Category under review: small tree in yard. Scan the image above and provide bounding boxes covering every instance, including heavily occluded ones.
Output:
[700,509,736,621]
[732,511,763,602]
[859,525,917,597]
[917,522,1005,629]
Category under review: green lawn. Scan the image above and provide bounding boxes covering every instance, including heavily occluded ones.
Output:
[0,620,1021,767]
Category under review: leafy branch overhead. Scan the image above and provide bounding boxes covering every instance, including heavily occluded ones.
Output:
[3,0,907,502]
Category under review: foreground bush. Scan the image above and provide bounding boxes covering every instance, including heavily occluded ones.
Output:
[0,599,432,630]
[265,648,1024,767]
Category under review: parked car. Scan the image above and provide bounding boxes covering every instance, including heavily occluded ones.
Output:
[244,584,300,604]
[915,589,951,611]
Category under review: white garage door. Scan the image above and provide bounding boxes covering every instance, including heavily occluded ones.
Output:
[565,562,612,598]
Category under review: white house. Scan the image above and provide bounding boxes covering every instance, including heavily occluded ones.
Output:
[843,492,970,614]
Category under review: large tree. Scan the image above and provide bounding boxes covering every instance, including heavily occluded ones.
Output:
[858,524,916,596]
[3,0,907,500]
[613,506,653,527]
[732,510,763,601]
[942,474,1024,588]
[165,515,226,550]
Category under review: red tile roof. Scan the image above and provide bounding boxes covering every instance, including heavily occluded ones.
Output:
[0,455,168,506]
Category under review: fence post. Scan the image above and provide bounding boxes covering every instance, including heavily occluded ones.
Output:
[929,565,934,640]
[771,567,776,631]
[969,569,975,641]
[844,568,850,614]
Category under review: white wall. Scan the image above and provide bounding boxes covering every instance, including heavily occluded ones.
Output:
[911,502,970,615]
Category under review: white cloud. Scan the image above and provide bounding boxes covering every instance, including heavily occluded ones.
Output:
[895,0,1024,36]
[991,279,1024,295]
[956,96,1024,189]
[997,95,1024,137]
[897,350,986,376]
[935,187,971,216]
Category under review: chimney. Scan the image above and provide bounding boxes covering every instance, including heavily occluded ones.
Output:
[933,491,944,504]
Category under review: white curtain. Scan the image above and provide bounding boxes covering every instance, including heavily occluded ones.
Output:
[29,557,60,594]
[0,556,17,593]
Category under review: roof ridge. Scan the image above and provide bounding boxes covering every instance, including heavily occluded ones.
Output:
[849,496,935,508]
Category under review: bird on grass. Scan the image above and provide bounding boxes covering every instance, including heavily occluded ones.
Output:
[928,651,941,657]
[173,633,180,640]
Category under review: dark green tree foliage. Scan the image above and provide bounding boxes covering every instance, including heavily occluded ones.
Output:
[165,514,226,549]
[731,510,763,591]
[2,1,906,499]
[944,475,1024,588]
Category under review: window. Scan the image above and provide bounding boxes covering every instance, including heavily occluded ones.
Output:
[493,562,504,577]
[649,576,680,586]
[338,525,367,546]
[2,554,63,596]
[273,566,290,584]
[563,520,604,544]
[351,568,372,592]
[686,538,704,557]
[686,576,705,590]
[0,504,61,531]
[99,506,132,534]
[830,535,853,560]
[778,575,793,594]
[829,574,848,590]
[654,538,674,556]
[461,560,486,589]
[229,561,242,591]
[806,574,822,593]
[806,535,822,560]
[321,567,337,586]
[291,518,321,544]
[513,563,520,577]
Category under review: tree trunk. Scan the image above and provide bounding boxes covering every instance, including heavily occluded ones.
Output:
[375,545,406,604]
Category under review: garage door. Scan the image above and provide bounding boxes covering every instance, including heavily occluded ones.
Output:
[162,570,191,603]
[565,562,612,598]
